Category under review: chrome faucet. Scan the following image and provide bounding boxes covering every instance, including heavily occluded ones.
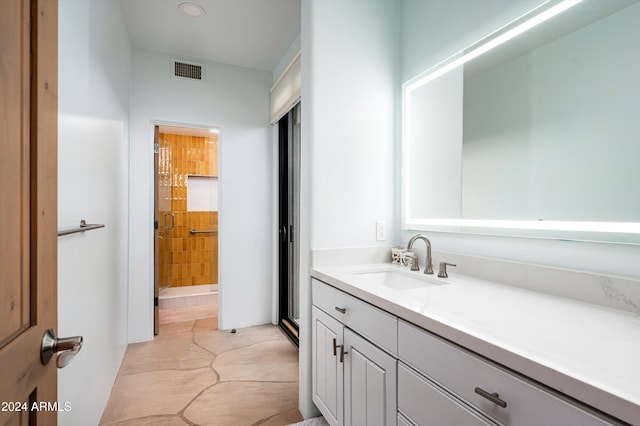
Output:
[407,234,434,274]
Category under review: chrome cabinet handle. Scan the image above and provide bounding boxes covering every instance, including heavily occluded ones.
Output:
[475,387,507,408]
[339,347,348,363]
[335,306,346,314]
[331,337,348,362]
[41,329,83,368]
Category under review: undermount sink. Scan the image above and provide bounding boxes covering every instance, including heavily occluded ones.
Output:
[353,269,445,290]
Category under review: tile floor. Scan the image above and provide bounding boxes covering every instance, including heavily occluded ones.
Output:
[100,317,303,425]
[158,285,219,325]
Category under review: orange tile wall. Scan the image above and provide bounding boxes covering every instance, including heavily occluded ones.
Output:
[159,133,218,287]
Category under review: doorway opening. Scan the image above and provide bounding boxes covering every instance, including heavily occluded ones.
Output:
[153,124,220,334]
[278,103,301,345]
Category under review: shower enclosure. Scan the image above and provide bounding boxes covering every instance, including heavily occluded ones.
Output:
[154,125,219,334]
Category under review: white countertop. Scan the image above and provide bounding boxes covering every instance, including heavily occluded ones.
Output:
[311,263,640,424]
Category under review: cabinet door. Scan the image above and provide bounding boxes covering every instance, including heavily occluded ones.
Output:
[344,329,397,426]
[312,306,344,426]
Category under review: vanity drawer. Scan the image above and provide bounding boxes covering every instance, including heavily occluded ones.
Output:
[398,362,497,426]
[398,320,616,426]
[312,278,397,355]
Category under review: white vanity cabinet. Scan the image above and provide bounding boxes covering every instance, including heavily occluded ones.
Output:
[312,277,621,425]
[312,279,397,426]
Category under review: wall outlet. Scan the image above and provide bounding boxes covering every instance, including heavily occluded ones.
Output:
[376,220,387,241]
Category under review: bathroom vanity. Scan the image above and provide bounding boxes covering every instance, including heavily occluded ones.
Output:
[308,1,640,423]
[310,259,639,425]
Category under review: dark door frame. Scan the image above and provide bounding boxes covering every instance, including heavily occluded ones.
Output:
[278,104,300,346]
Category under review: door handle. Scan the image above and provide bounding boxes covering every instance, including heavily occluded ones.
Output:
[41,329,83,368]
[163,212,175,231]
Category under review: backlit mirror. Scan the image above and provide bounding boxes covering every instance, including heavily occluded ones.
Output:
[402,0,640,243]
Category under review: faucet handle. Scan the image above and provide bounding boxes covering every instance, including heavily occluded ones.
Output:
[438,262,457,278]
[408,254,420,271]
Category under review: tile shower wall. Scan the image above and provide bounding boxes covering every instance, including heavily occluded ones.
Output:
[159,133,219,287]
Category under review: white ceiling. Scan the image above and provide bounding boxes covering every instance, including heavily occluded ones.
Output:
[118,0,301,72]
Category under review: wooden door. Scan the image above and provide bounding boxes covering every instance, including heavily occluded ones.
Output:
[0,0,59,424]
[311,306,343,426]
[343,329,397,426]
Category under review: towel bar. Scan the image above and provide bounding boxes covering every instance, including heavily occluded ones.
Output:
[58,220,105,237]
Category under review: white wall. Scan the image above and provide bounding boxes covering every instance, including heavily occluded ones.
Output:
[299,0,399,417]
[129,48,273,342]
[399,0,640,279]
[308,1,398,249]
[58,1,130,424]
[273,33,302,84]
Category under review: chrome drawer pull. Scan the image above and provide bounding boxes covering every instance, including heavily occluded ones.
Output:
[332,338,346,361]
[475,387,507,408]
[335,306,346,314]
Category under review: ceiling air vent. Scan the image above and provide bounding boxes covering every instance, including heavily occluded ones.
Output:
[171,59,204,81]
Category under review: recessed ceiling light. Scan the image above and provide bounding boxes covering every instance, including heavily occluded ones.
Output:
[178,2,206,18]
